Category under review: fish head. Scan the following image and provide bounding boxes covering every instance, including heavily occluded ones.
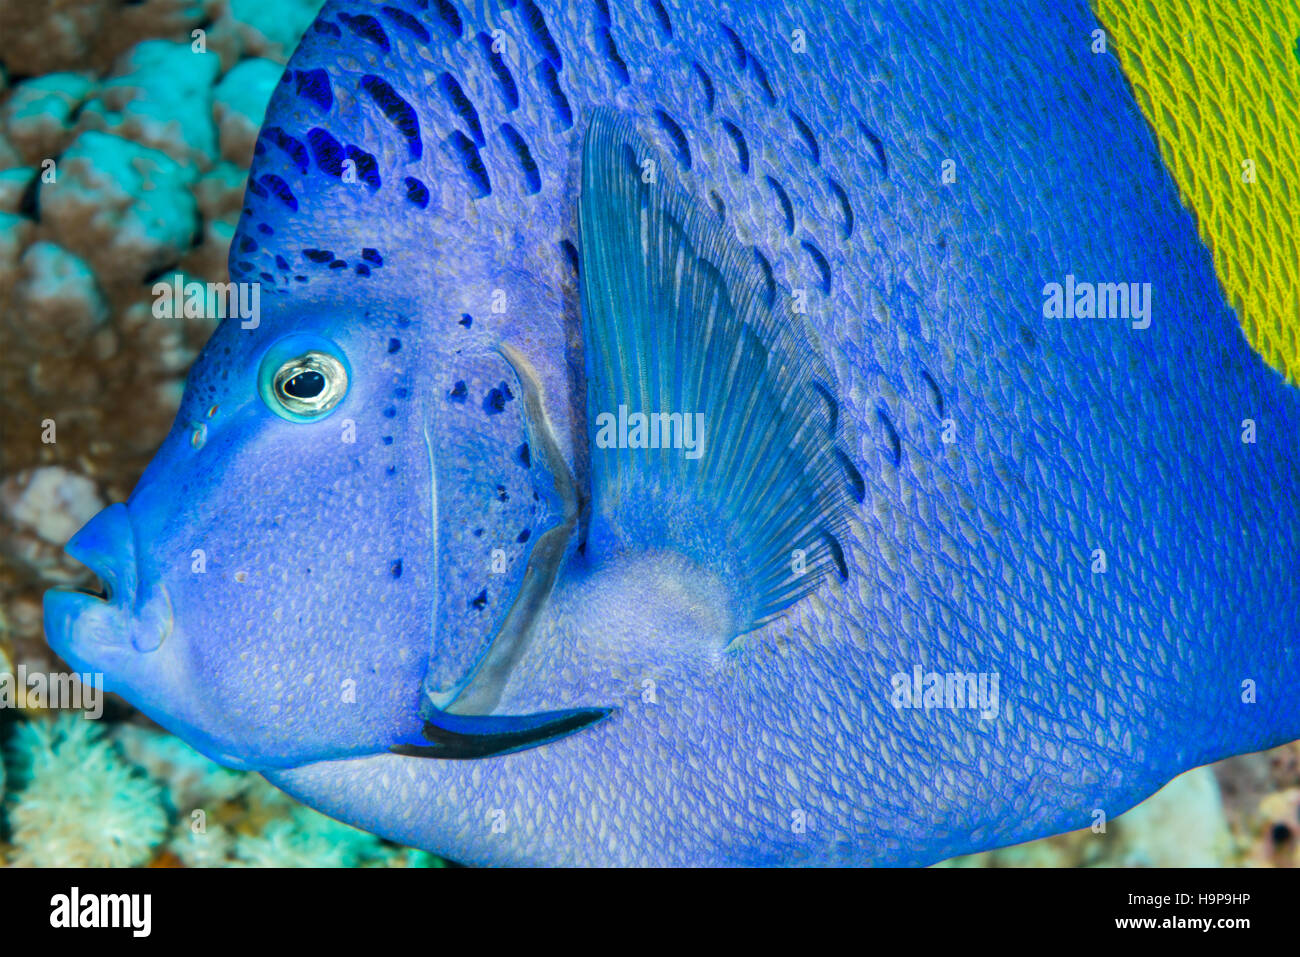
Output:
[44,9,593,770]
[44,266,445,771]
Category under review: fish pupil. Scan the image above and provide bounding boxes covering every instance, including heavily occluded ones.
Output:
[284,370,326,399]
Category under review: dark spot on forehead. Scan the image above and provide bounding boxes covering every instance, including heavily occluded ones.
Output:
[477,30,519,111]
[307,127,345,176]
[345,146,382,190]
[293,69,333,112]
[339,12,390,52]
[259,174,298,211]
[380,5,430,42]
[438,72,485,147]
[537,61,572,131]
[449,129,492,197]
[520,0,562,69]
[432,0,462,38]
[404,176,430,208]
[362,74,423,159]
[500,122,542,194]
[263,126,309,174]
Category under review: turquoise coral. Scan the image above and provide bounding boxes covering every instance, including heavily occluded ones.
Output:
[4,713,166,867]
[0,714,441,867]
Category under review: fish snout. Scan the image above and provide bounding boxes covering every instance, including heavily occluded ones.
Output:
[67,502,138,607]
[44,503,173,667]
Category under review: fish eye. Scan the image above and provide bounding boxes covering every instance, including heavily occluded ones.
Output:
[258,338,350,422]
[272,353,347,415]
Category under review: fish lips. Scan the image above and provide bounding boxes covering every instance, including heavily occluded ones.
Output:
[44,502,174,676]
[43,504,327,773]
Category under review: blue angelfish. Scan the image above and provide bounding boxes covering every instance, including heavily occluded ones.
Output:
[45,0,1300,865]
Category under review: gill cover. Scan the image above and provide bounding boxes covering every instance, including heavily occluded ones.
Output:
[396,343,611,759]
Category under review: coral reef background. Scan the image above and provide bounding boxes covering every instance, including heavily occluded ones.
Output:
[0,0,1296,867]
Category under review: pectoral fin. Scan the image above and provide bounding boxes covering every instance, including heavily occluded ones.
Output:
[578,109,863,634]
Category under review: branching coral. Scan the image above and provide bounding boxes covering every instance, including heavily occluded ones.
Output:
[5,713,166,866]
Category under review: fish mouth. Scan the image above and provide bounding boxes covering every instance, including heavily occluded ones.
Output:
[44,503,173,669]
[71,577,110,601]
[61,502,138,605]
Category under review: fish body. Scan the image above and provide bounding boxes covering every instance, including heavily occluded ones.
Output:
[44,0,1300,865]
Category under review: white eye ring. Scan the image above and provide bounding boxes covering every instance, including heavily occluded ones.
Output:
[271,351,348,417]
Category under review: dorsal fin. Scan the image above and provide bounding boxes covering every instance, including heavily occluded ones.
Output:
[579,110,861,632]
